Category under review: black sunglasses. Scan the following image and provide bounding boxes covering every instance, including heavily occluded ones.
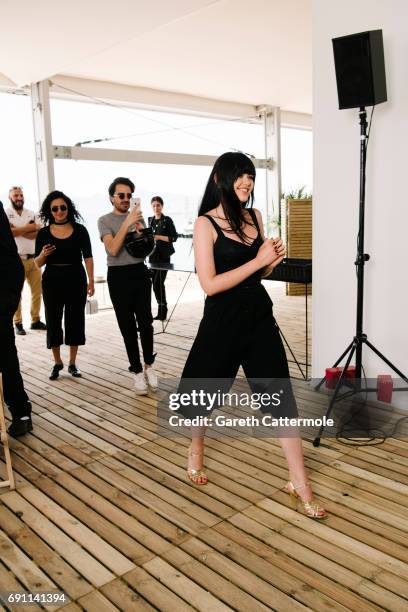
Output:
[51,205,67,212]
[115,192,132,200]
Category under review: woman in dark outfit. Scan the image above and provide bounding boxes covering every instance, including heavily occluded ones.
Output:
[148,196,178,320]
[180,152,326,519]
[35,191,94,380]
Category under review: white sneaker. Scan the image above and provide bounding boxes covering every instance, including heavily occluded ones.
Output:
[144,366,158,390]
[133,372,148,395]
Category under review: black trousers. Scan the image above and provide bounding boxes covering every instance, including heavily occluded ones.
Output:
[42,265,87,348]
[151,268,168,307]
[0,264,31,418]
[179,284,297,418]
[107,263,155,374]
[150,255,170,308]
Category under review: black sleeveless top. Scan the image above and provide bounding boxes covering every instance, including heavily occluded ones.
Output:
[204,208,263,288]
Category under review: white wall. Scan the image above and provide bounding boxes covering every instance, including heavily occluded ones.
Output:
[312,0,408,379]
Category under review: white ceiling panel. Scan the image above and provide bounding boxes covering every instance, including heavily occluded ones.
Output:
[0,0,217,86]
[0,0,311,112]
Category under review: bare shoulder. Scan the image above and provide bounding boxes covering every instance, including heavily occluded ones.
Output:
[195,215,210,229]
[194,215,217,242]
[195,215,216,230]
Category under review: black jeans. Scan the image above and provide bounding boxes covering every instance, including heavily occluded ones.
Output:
[151,268,168,307]
[0,264,31,418]
[149,256,170,308]
[107,263,155,374]
[42,264,87,348]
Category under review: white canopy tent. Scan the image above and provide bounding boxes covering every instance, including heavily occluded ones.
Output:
[0,0,312,222]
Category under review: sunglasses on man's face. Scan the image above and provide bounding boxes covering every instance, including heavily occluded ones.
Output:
[51,205,67,212]
[115,192,132,200]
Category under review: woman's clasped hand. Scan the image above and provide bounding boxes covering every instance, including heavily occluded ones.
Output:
[256,237,285,269]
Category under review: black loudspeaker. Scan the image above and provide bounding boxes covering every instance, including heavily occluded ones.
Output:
[332,30,387,109]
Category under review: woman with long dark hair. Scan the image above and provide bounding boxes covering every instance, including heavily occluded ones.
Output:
[35,191,94,380]
[179,152,326,519]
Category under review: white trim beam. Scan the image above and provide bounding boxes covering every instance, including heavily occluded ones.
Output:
[53,145,272,169]
[0,73,312,128]
[50,75,259,121]
[280,110,312,130]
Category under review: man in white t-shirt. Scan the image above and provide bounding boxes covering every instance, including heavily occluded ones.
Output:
[6,187,47,335]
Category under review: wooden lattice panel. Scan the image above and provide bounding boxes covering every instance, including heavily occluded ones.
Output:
[285,198,312,295]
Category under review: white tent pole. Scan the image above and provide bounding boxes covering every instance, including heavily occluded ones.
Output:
[31,80,55,205]
[258,105,281,236]
[263,107,271,231]
[272,106,282,237]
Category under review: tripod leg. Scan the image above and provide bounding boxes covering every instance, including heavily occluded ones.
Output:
[314,340,355,391]
[162,272,191,333]
[364,339,408,383]
[277,324,305,379]
[313,343,356,447]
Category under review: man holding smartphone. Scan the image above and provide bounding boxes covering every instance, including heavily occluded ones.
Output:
[6,186,47,335]
[97,177,158,394]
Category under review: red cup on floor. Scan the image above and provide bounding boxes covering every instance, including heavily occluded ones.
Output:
[377,374,393,403]
[325,367,342,389]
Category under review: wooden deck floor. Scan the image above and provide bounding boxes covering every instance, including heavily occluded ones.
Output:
[1,288,408,611]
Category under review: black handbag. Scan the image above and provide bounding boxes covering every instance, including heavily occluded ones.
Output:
[124,228,156,258]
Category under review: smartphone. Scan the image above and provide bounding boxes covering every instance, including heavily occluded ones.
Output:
[131,197,141,211]
[130,197,145,229]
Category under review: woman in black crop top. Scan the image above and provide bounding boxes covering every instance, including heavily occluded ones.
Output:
[177,152,326,519]
[35,191,94,380]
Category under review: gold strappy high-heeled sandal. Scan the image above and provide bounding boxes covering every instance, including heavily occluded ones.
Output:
[187,447,208,485]
[286,481,327,519]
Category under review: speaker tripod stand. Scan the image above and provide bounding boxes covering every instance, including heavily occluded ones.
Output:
[313,107,408,447]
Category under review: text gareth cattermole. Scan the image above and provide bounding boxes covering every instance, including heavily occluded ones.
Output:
[168,390,282,411]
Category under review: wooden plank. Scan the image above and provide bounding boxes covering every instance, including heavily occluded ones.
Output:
[162,544,273,611]
[256,498,408,578]
[109,447,260,511]
[76,590,120,611]
[142,556,234,611]
[100,578,156,611]
[212,520,383,612]
[28,475,155,566]
[18,487,135,575]
[67,466,191,545]
[85,460,209,535]
[1,491,116,588]
[51,471,176,557]
[0,561,43,612]
[230,510,407,611]
[123,566,195,612]
[0,503,93,600]
[0,530,59,609]
[99,455,229,525]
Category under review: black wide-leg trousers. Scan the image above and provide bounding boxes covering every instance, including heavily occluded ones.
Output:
[42,265,87,348]
[179,284,297,418]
